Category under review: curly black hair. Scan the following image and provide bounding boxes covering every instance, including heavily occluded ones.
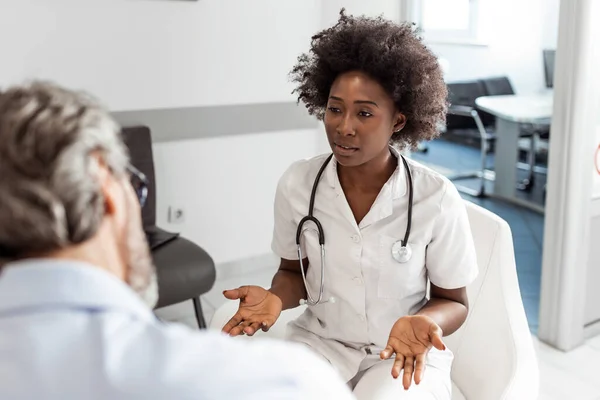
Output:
[290,9,448,149]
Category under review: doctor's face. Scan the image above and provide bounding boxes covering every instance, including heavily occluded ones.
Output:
[323,71,406,167]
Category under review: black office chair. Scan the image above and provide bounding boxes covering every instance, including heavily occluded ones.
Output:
[122,126,216,329]
[445,80,496,198]
[543,49,555,89]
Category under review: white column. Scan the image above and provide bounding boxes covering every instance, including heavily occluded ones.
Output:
[538,0,600,350]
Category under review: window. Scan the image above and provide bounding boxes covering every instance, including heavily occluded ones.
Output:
[407,0,481,45]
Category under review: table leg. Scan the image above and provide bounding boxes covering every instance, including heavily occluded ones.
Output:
[493,118,521,199]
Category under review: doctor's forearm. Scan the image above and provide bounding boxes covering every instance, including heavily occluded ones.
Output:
[269,271,307,311]
[415,298,468,336]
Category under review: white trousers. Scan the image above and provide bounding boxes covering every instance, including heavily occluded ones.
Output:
[295,339,453,399]
[350,358,452,400]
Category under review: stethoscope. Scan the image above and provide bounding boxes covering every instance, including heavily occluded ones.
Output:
[297,152,414,306]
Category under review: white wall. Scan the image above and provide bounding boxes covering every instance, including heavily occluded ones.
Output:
[425,0,559,94]
[153,129,319,264]
[321,0,400,27]
[0,0,324,265]
[541,0,561,49]
[0,0,319,110]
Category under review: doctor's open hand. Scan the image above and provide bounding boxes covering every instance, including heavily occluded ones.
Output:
[380,315,446,390]
[222,286,283,337]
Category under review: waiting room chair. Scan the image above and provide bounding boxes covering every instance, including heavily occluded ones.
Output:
[209,201,539,399]
[445,81,496,197]
[122,126,216,329]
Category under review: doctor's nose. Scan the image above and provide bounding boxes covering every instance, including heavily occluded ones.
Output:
[336,114,356,136]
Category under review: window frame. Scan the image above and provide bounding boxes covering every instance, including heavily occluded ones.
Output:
[407,0,484,46]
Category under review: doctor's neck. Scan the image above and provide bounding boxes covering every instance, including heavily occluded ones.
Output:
[337,148,397,193]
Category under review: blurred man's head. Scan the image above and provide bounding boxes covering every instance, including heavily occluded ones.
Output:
[0,81,158,307]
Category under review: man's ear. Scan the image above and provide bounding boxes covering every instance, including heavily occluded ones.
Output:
[92,153,118,216]
[393,112,407,133]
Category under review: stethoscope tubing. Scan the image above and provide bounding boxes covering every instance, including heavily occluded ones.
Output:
[295,151,413,306]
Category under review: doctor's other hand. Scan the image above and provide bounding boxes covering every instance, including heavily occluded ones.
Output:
[380,315,446,390]
[221,286,283,337]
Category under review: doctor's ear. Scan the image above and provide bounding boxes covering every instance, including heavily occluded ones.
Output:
[393,113,407,134]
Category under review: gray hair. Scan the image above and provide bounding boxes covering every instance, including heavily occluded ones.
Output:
[0,81,129,260]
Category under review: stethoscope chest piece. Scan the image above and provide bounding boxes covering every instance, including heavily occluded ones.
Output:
[391,240,412,263]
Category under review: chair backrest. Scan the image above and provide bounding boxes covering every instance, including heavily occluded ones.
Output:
[543,49,556,88]
[480,76,515,96]
[446,81,495,129]
[445,201,538,399]
[121,125,157,229]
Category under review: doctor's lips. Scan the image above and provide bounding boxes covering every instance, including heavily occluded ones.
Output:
[333,142,359,154]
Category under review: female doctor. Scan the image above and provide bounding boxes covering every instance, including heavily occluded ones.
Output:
[223,10,478,400]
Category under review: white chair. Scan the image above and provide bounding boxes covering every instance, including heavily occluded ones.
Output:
[209,201,539,399]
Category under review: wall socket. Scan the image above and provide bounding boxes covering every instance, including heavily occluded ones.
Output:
[168,206,185,224]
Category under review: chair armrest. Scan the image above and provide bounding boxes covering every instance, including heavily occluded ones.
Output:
[145,226,180,250]
[448,105,477,117]
[448,106,489,137]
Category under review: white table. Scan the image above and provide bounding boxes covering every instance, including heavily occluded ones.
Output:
[475,93,553,212]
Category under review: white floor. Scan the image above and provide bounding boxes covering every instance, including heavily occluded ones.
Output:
[154,256,600,400]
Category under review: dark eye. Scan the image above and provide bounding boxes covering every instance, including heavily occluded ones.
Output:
[358,111,373,117]
[327,107,341,113]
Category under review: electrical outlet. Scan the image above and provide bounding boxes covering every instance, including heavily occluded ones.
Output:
[168,206,185,224]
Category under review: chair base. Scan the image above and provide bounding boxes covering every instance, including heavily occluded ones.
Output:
[448,169,495,198]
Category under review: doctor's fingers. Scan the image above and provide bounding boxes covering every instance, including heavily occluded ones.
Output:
[402,356,415,390]
[391,353,405,379]
[230,318,263,336]
[243,322,263,336]
[228,319,255,336]
[413,353,426,385]
[222,312,250,334]
[222,286,249,301]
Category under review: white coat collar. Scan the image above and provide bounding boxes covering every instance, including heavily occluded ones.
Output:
[325,145,408,199]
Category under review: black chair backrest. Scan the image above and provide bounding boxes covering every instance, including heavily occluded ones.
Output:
[543,49,555,88]
[480,76,515,96]
[121,126,156,229]
[446,80,494,129]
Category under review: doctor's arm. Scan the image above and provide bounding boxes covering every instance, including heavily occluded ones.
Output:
[415,284,469,336]
[269,257,309,311]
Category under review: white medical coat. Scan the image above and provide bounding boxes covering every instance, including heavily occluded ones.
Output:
[271,149,479,382]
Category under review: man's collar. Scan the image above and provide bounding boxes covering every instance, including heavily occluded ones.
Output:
[0,259,155,322]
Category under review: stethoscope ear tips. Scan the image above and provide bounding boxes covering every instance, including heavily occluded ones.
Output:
[329,297,336,304]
